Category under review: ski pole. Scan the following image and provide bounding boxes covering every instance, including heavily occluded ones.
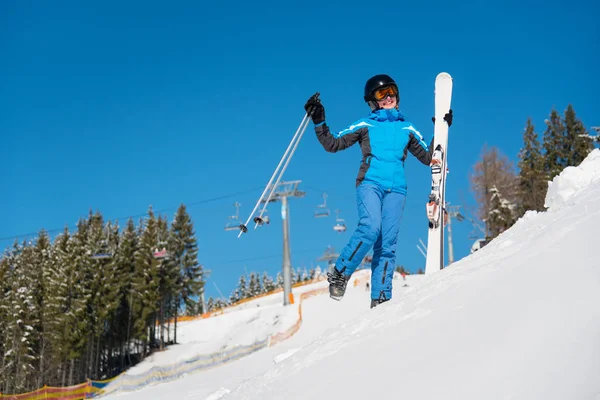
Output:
[237,94,319,237]
[253,96,319,226]
[252,112,311,229]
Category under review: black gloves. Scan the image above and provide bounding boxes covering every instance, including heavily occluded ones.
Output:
[304,93,325,125]
[431,109,453,127]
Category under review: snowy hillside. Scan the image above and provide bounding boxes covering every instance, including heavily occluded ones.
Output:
[102,150,600,400]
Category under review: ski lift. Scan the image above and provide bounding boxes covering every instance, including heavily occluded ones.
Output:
[333,209,346,233]
[90,244,112,260]
[91,226,113,260]
[253,208,270,226]
[314,192,330,218]
[153,219,171,259]
[153,247,168,259]
[224,202,245,231]
[470,238,489,254]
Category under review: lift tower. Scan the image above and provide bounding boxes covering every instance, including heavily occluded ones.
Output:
[258,180,305,305]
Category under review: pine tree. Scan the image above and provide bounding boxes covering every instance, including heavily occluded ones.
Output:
[132,209,160,353]
[3,241,38,392]
[300,268,309,282]
[563,104,594,167]
[206,297,215,312]
[155,215,178,349]
[543,109,567,180]
[84,215,122,380]
[248,272,262,297]
[54,223,89,386]
[214,298,228,310]
[113,219,138,370]
[517,118,547,213]
[171,205,204,315]
[314,266,323,279]
[0,251,11,392]
[229,288,241,304]
[275,271,284,288]
[236,274,248,300]
[487,186,518,238]
[32,229,55,387]
[261,271,276,293]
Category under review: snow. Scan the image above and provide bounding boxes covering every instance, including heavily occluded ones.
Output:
[545,148,600,210]
[100,150,600,400]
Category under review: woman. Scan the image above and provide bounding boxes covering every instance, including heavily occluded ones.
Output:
[304,74,452,308]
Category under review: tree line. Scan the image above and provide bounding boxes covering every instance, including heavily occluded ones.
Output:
[470,104,595,239]
[0,204,203,394]
[202,267,326,312]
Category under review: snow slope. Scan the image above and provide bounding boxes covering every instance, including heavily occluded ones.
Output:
[103,149,600,400]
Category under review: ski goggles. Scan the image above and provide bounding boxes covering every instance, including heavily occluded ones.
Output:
[373,85,398,101]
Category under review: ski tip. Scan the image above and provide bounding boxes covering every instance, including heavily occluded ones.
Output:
[436,72,453,80]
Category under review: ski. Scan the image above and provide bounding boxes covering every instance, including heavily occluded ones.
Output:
[425,72,453,274]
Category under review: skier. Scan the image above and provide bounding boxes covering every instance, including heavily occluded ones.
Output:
[304,74,452,308]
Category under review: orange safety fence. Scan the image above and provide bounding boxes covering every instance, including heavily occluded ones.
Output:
[164,276,327,325]
[0,382,90,400]
[268,284,329,347]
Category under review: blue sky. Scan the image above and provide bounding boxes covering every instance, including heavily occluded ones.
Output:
[1,0,598,301]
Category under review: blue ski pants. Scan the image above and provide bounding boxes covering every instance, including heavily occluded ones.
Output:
[334,183,406,300]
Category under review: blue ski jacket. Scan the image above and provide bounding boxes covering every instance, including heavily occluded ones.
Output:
[315,108,434,194]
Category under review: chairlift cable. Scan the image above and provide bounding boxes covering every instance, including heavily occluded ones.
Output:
[0,186,265,243]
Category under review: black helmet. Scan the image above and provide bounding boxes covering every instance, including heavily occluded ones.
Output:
[363,74,399,110]
[364,74,397,101]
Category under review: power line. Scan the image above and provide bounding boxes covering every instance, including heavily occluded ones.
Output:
[0,186,265,243]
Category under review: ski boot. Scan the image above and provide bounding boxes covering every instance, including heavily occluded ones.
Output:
[327,266,351,300]
[370,291,389,309]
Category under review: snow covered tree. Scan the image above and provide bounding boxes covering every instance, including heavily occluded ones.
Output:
[31,229,55,388]
[487,186,518,238]
[261,271,276,293]
[0,201,211,390]
[84,215,123,380]
[214,298,228,310]
[112,218,138,371]
[275,271,284,288]
[517,118,548,214]
[236,274,248,300]
[1,242,38,393]
[314,266,323,279]
[132,209,160,353]
[155,215,178,349]
[469,145,519,238]
[248,272,262,297]
[229,288,241,304]
[300,268,309,282]
[206,297,215,312]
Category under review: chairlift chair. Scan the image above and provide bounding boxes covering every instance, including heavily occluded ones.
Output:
[314,192,330,218]
[224,202,244,231]
[153,247,168,259]
[333,209,346,233]
[90,239,112,260]
[253,208,270,226]
[470,238,489,254]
